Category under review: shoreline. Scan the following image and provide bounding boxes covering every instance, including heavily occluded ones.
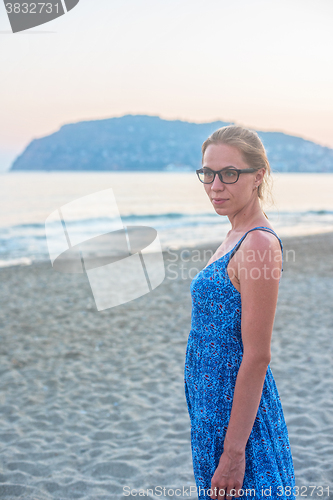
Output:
[2,228,333,271]
[0,231,332,499]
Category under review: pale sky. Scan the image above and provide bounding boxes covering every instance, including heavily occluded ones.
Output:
[1,0,333,168]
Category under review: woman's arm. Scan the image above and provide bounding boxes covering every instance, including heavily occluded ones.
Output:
[210,231,282,499]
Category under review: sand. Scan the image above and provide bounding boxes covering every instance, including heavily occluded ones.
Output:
[0,231,332,500]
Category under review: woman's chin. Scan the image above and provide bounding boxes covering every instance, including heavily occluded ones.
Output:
[213,206,229,216]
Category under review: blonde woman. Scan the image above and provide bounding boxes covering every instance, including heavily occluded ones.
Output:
[184,126,295,499]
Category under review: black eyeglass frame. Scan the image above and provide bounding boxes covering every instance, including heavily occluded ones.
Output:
[196,166,257,184]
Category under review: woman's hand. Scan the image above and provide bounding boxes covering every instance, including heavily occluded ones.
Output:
[210,446,245,500]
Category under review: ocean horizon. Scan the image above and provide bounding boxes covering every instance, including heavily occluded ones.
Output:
[1,171,333,268]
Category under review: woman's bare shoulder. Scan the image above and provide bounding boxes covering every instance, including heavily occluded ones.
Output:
[232,228,281,265]
[246,228,280,246]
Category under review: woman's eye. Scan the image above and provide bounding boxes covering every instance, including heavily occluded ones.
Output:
[225,170,237,177]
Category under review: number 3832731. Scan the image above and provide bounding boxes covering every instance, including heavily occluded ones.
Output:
[5,3,60,14]
[277,485,330,496]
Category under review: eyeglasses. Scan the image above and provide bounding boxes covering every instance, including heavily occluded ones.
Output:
[196,166,257,184]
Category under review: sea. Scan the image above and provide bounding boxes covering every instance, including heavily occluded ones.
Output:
[1,171,333,268]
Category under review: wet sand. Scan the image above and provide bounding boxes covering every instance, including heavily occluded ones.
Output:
[0,231,332,499]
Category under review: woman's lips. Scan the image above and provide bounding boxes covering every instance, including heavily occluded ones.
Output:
[212,199,227,205]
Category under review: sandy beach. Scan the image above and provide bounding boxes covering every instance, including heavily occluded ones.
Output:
[0,231,332,500]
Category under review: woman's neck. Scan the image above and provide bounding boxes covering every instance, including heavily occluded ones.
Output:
[227,199,268,234]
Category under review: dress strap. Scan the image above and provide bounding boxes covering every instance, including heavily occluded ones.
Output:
[229,226,284,273]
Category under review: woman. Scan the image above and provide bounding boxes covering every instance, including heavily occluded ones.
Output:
[184,126,295,499]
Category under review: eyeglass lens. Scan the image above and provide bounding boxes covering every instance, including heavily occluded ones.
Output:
[199,168,238,184]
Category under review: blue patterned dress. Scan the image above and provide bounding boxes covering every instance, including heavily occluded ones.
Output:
[184,227,295,499]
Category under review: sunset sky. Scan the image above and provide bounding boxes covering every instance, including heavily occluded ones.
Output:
[1,0,333,169]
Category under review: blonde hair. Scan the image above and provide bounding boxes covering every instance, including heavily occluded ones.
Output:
[202,125,273,213]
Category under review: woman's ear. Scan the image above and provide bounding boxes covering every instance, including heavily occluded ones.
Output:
[254,168,265,187]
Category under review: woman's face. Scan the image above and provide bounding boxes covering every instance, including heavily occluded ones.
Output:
[202,143,264,217]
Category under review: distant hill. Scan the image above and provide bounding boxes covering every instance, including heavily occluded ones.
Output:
[10,115,333,172]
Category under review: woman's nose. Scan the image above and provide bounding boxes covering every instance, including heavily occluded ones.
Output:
[211,174,226,191]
